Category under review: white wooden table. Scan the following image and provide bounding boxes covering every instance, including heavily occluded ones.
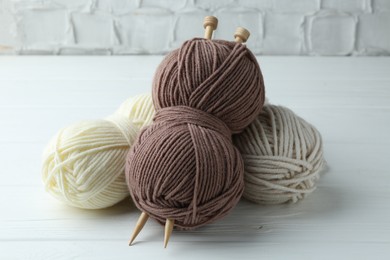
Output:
[0,56,389,259]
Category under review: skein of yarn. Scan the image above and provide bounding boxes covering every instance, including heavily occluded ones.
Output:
[125,37,265,234]
[42,94,154,209]
[233,105,325,204]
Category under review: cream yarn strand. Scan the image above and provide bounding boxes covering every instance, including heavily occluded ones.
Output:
[234,105,325,204]
[42,94,154,209]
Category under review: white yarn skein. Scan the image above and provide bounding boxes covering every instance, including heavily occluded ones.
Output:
[234,105,325,204]
[42,94,154,209]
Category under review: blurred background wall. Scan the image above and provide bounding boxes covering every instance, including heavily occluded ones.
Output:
[0,0,389,55]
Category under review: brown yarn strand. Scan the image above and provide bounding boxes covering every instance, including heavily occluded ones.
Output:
[126,24,265,246]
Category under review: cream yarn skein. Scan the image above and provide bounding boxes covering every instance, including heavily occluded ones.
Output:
[42,94,154,209]
[234,105,325,204]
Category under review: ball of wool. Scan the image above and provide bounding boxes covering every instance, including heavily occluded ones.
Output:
[233,105,325,204]
[42,94,154,209]
[126,38,265,229]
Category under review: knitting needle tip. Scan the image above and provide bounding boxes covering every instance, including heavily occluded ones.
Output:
[203,16,218,40]
[128,212,149,246]
[164,218,174,248]
[234,27,250,43]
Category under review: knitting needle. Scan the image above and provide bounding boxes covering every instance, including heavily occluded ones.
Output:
[203,16,218,40]
[234,27,250,43]
[162,17,218,250]
[160,17,220,249]
[128,212,149,246]
[162,16,219,249]
[130,17,219,248]
[164,218,175,248]
[161,16,219,248]
[162,16,221,248]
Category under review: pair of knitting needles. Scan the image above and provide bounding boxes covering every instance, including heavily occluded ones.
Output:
[128,16,250,248]
[204,16,250,43]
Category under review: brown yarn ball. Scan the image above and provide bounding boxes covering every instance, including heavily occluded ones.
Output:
[126,38,265,230]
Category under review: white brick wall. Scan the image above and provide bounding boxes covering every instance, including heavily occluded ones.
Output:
[0,0,389,55]
[307,11,357,55]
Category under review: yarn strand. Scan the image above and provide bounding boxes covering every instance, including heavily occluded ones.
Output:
[42,94,154,209]
[234,105,325,204]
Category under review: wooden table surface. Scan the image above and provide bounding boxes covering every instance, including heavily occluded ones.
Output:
[0,56,389,259]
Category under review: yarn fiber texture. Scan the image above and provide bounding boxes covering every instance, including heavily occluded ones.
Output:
[126,38,265,230]
[42,94,154,209]
[233,105,325,204]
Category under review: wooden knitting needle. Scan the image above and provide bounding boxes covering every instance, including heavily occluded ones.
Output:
[128,212,149,246]
[164,218,174,248]
[203,16,218,40]
[160,18,219,248]
[129,17,217,248]
[234,27,250,43]
[161,17,219,248]
[160,16,219,248]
